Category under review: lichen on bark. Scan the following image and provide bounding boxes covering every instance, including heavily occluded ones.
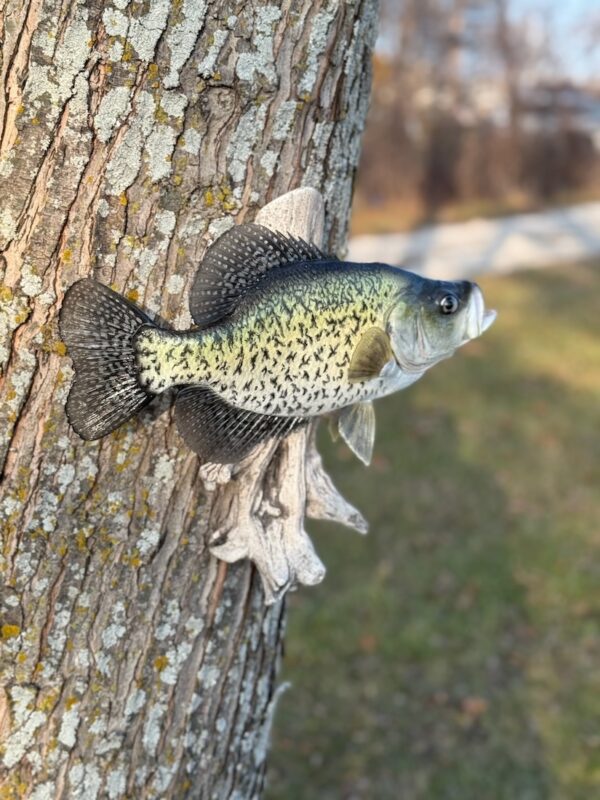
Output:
[0,0,380,796]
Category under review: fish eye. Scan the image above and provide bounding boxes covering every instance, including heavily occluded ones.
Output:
[439,294,459,314]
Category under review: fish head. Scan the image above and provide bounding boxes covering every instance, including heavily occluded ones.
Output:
[386,273,497,372]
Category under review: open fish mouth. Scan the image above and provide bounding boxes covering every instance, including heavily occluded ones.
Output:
[464,284,497,341]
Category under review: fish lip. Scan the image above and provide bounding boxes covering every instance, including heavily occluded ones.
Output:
[464,285,496,340]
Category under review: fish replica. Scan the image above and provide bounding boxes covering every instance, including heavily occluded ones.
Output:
[60,223,496,465]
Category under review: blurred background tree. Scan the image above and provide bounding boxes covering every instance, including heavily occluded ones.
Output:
[353,0,600,233]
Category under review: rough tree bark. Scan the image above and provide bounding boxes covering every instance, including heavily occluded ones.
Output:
[0,1,379,797]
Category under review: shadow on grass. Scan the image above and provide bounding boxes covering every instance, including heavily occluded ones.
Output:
[266,264,600,800]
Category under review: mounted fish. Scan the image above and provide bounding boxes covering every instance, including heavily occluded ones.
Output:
[60,224,496,465]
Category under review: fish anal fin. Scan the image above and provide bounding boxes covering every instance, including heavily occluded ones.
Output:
[174,386,307,464]
[348,327,394,383]
[338,402,376,466]
[189,223,333,327]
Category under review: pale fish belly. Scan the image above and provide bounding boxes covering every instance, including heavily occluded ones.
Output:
[356,363,425,403]
[208,349,423,417]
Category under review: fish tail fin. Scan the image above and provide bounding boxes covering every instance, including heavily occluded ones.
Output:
[59,278,156,440]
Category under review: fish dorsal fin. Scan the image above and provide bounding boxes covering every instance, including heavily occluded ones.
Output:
[338,402,376,466]
[174,385,307,464]
[189,223,331,327]
[348,327,394,383]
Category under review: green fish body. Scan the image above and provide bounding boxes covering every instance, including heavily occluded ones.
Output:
[60,224,496,464]
[136,262,415,416]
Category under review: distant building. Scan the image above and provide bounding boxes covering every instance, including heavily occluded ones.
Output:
[519,83,600,148]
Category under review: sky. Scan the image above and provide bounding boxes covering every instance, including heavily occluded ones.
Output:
[511,0,599,82]
[378,0,599,85]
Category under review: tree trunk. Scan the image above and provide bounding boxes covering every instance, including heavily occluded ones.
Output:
[0,1,379,797]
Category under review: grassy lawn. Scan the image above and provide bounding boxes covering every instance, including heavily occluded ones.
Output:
[266,262,600,800]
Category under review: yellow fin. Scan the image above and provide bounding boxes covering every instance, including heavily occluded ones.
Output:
[348,327,394,383]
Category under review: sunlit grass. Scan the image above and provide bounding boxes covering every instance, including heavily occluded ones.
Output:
[267,262,600,800]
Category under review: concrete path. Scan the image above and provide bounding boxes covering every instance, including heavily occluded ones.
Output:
[347,201,600,280]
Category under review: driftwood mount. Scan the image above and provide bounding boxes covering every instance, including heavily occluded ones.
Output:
[199,188,368,603]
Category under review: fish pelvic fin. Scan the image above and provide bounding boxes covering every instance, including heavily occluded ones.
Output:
[337,402,376,466]
[59,279,156,440]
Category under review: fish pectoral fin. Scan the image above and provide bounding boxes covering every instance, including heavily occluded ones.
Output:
[348,327,394,383]
[174,386,307,464]
[338,402,376,466]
